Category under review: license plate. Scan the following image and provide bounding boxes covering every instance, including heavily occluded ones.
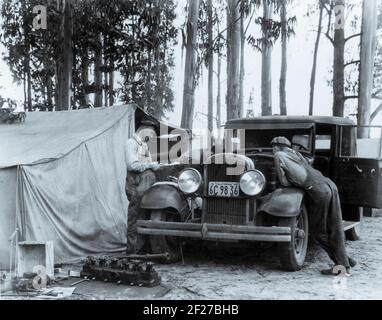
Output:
[208,182,240,197]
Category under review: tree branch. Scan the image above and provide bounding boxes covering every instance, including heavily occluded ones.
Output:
[344,60,360,68]
[244,7,256,36]
[324,2,334,45]
[371,103,382,121]
[344,95,358,100]
[325,32,334,44]
[319,0,331,13]
[372,94,382,100]
[345,33,361,43]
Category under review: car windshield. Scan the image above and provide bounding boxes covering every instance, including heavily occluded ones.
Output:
[244,129,314,153]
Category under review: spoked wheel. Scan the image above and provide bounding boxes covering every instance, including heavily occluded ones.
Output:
[149,210,182,264]
[277,205,309,271]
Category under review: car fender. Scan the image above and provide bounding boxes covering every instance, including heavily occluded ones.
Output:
[140,183,189,215]
[258,188,305,217]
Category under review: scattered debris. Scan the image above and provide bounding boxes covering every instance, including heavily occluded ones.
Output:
[70,279,89,287]
[11,272,51,293]
[181,286,200,296]
[36,287,75,300]
[68,270,81,278]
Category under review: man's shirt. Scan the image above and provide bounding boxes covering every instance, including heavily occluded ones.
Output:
[274,149,308,187]
[125,134,153,173]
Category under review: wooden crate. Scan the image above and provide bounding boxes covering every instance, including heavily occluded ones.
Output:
[16,241,54,278]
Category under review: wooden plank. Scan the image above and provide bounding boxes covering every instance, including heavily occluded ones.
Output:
[343,221,361,231]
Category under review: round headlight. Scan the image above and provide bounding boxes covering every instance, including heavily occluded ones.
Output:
[240,170,266,196]
[178,168,202,194]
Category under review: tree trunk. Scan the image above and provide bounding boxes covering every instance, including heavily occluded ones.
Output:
[226,6,231,84]
[104,66,109,107]
[239,0,245,116]
[155,49,160,111]
[181,0,200,130]
[154,5,162,118]
[226,0,241,121]
[81,47,89,107]
[46,76,53,111]
[261,0,273,116]
[26,62,32,111]
[146,49,152,112]
[217,51,222,128]
[56,0,73,111]
[279,0,287,116]
[332,0,345,117]
[44,58,53,111]
[309,4,324,116]
[131,15,137,102]
[22,1,32,112]
[103,35,110,107]
[357,0,378,138]
[94,32,103,108]
[23,72,27,111]
[109,67,115,106]
[207,0,214,132]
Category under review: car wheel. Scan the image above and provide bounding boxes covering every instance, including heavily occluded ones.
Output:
[149,210,182,264]
[277,205,308,271]
[345,207,363,241]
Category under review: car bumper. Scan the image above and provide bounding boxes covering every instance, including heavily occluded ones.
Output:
[137,220,292,242]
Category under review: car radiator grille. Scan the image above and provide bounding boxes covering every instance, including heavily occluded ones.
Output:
[204,164,247,225]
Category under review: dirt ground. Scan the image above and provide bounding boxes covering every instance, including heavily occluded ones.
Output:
[2,213,382,300]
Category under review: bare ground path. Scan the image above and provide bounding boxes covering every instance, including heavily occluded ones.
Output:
[2,215,382,300]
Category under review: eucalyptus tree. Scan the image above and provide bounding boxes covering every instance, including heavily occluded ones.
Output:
[247,0,292,116]
[181,0,201,130]
[226,0,241,120]
[275,0,295,116]
[308,0,326,115]
[1,0,178,118]
[357,0,378,138]
[371,4,382,123]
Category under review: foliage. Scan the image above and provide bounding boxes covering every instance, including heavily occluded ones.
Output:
[0,0,178,119]
[247,0,296,52]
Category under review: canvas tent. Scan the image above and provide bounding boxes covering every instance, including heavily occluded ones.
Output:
[0,105,137,266]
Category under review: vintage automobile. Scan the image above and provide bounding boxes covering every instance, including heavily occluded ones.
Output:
[137,116,382,270]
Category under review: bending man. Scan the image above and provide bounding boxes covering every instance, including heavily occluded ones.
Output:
[271,136,356,275]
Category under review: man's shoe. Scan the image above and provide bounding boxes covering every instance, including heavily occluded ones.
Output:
[320,266,351,276]
[348,257,357,268]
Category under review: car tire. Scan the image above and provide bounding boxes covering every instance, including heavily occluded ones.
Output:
[149,210,182,264]
[277,205,309,271]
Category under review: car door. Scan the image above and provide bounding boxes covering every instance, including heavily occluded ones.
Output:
[331,125,382,209]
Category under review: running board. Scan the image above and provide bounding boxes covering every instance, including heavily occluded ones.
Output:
[343,220,361,231]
